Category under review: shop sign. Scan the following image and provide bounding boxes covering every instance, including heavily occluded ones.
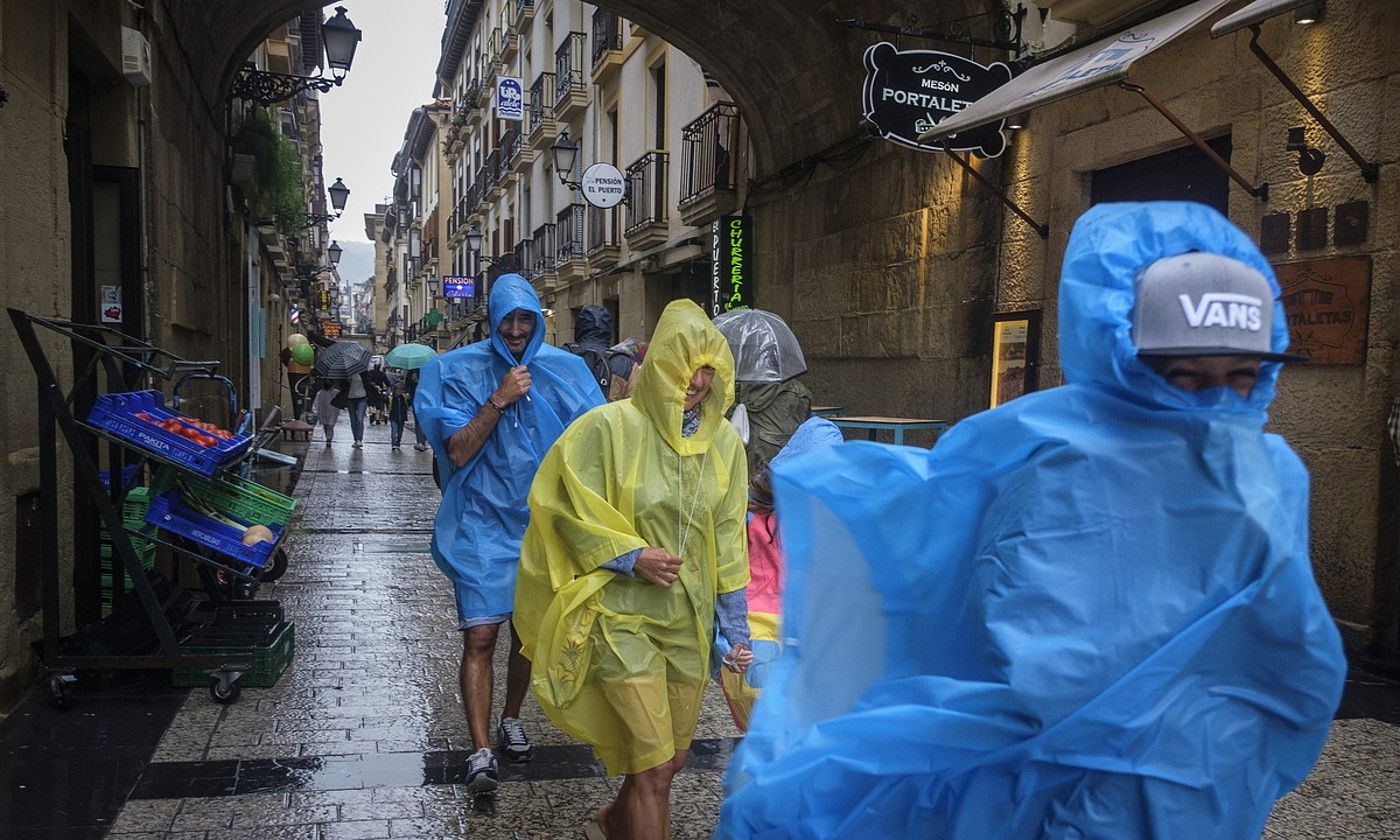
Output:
[861,42,1012,158]
[1274,256,1370,365]
[496,76,524,122]
[710,215,751,317]
[322,320,343,338]
[443,275,475,299]
[989,310,1041,408]
[581,162,627,209]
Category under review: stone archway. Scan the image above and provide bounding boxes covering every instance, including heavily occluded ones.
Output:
[168,0,992,175]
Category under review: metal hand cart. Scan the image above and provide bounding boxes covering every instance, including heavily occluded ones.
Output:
[8,308,294,707]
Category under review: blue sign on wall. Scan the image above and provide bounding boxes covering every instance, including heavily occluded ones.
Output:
[443,276,475,299]
[496,76,523,122]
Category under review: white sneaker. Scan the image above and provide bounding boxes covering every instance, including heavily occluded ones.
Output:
[497,716,533,763]
[465,747,498,794]
[352,441,362,448]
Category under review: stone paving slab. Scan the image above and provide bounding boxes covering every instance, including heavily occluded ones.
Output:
[104,417,1400,839]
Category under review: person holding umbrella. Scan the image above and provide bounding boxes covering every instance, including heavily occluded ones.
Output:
[313,340,374,448]
[384,344,438,455]
[414,274,603,794]
[713,308,812,477]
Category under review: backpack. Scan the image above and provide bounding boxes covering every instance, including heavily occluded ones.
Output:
[565,344,636,401]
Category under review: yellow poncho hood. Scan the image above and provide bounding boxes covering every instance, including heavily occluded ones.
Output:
[515,300,749,774]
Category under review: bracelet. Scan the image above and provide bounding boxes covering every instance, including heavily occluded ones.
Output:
[486,398,506,415]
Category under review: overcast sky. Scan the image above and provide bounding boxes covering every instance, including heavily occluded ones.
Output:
[320,0,444,246]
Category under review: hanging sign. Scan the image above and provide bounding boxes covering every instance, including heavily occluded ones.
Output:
[100,285,123,323]
[710,215,751,317]
[861,42,1012,158]
[581,162,627,209]
[1275,256,1370,365]
[496,76,524,122]
[443,275,476,299]
[321,320,343,338]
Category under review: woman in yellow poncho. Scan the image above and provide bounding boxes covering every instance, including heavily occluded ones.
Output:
[516,299,751,840]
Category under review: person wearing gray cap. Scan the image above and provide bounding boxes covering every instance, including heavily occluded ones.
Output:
[1134,250,1306,396]
[717,201,1345,839]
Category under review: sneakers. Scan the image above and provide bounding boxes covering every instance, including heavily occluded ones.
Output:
[465,747,498,794]
[352,441,362,449]
[413,443,429,451]
[497,716,533,763]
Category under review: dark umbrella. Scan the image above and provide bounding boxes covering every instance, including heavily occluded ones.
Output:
[313,340,372,379]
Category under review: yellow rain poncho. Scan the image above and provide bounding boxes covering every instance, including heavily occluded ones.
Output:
[515,299,750,775]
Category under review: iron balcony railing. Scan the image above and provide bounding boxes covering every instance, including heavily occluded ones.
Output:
[503,125,523,167]
[463,76,483,103]
[518,237,536,279]
[679,102,740,204]
[556,203,586,263]
[514,0,533,18]
[528,72,554,133]
[554,32,586,105]
[531,222,557,275]
[625,151,669,234]
[591,9,622,67]
[482,149,502,190]
[587,204,619,252]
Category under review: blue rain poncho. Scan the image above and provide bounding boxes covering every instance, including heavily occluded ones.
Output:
[718,202,1347,839]
[415,274,603,619]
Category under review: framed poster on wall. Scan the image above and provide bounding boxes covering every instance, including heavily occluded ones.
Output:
[989,310,1041,409]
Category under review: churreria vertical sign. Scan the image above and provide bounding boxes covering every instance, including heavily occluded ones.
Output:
[711,215,751,317]
[861,42,1012,157]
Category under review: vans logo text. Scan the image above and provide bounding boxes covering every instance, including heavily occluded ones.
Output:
[1178,293,1263,331]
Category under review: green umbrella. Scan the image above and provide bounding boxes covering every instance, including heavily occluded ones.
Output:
[385,343,438,370]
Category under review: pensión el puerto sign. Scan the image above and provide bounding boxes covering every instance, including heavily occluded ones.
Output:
[862,42,1012,158]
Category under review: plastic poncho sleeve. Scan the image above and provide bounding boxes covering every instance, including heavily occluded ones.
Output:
[413,358,478,461]
[713,443,751,597]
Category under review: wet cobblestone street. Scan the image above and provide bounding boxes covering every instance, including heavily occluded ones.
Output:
[2,415,1388,839]
[104,417,737,839]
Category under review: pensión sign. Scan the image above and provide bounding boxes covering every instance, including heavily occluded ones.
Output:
[861,42,1012,158]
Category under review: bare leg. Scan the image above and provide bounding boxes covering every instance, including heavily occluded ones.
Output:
[503,621,531,719]
[461,623,502,751]
[600,750,687,840]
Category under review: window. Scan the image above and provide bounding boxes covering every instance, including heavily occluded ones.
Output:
[652,63,666,150]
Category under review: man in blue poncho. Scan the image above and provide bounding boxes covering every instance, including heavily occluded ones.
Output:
[718,202,1348,839]
[415,274,603,793]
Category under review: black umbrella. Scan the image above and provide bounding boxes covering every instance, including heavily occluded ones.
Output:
[313,340,372,379]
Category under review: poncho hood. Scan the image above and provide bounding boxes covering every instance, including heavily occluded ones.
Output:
[632,299,736,456]
[1061,201,1290,419]
[488,273,548,365]
[573,303,613,351]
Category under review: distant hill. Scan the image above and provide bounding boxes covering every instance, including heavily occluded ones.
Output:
[335,240,376,289]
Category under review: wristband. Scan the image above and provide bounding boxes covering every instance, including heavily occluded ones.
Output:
[487,398,506,415]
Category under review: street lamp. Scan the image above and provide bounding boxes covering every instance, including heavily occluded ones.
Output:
[306,177,351,226]
[551,131,581,187]
[551,130,628,207]
[327,241,343,267]
[230,6,363,105]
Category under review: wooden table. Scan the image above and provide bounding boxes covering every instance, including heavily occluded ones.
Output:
[811,405,845,418]
[831,416,949,446]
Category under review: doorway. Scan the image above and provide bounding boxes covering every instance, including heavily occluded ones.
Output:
[1090,135,1233,215]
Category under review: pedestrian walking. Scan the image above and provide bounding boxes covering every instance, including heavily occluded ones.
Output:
[386,378,410,452]
[312,377,344,449]
[714,308,812,477]
[344,369,369,448]
[280,335,313,420]
[714,416,843,733]
[563,304,639,401]
[404,369,430,451]
[515,299,752,840]
[364,361,391,425]
[718,201,1348,839]
[414,274,604,795]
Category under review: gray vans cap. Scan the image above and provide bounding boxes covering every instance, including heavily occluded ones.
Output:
[1132,252,1306,362]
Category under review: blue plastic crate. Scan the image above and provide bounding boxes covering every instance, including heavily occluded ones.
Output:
[87,391,252,476]
[144,490,280,569]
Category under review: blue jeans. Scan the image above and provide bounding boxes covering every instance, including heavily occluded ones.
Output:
[412,412,427,445]
[347,397,367,442]
[389,418,405,447]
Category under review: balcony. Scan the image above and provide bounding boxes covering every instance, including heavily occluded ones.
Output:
[678,102,740,227]
[531,222,558,290]
[586,204,622,269]
[591,10,624,86]
[527,73,557,151]
[502,127,525,185]
[465,176,485,222]
[500,22,519,63]
[513,0,534,32]
[482,150,504,201]
[556,203,588,283]
[553,32,588,122]
[624,150,669,250]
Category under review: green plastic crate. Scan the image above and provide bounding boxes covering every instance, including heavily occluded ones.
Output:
[156,468,295,528]
[99,487,157,609]
[171,620,295,688]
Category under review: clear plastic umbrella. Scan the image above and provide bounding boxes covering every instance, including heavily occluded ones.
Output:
[713,308,807,383]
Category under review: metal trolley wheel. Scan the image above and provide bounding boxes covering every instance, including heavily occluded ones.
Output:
[209,669,243,705]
